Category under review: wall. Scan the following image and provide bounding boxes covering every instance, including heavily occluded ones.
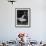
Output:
[0,0,46,42]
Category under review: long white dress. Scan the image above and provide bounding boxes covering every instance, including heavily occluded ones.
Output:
[17,15,27,22]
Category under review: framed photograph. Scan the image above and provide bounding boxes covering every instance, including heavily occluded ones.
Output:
[15,8,31,28]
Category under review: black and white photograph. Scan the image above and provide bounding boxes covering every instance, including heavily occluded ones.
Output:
[15,8,31,27]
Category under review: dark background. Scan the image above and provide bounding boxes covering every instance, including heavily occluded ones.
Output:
[17,10,28,25]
